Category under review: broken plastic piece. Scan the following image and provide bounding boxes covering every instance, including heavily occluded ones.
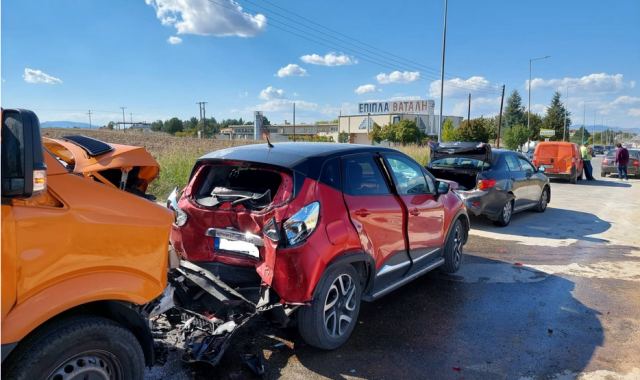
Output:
[241,353,265,376]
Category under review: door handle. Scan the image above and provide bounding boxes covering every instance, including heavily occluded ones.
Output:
[409,208,420,216]
[355,209,370,217]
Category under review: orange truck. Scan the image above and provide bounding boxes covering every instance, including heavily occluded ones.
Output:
[1,108,176,378]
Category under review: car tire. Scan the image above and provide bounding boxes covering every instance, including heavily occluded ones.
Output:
[535,187,549,212]
[3,316,145,380]
[297,264,363,350]
[494,199,513,227]
[570,173,577,184]
[442,219,465,273]
[601,172,606,178]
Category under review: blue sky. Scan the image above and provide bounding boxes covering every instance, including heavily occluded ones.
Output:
[2,0,639,129]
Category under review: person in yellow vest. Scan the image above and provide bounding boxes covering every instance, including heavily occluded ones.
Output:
[580,143,595,180]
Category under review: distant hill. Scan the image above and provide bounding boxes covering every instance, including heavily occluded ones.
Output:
[41,121,96,129]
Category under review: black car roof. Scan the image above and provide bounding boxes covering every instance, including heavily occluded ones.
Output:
[198,142,401,178]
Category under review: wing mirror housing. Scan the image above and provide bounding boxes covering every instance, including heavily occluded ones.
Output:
[1,109,47,198]
[538,166,546,173]
[436,180,450,195]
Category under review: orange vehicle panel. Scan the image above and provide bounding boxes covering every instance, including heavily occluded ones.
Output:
[1,149,173,344]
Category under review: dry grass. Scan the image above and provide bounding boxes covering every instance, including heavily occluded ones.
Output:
[43,129,431,199]
[42,128,256,199]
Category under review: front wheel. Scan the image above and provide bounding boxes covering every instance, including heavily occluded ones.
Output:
[297,264,362,350]
[535,187,549,212]
[442,220,466,273]
[3,316,145,380]
[494,200,514,227]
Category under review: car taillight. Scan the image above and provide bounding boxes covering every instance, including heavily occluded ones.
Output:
[283,202,320,246]
[602,158,608,164]
[633,160,639,167]
[477,179,496,190]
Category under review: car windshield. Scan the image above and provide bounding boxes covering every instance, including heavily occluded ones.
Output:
[431,157,490,169]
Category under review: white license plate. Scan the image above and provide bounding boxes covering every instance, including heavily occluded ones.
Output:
[215,237,259,258]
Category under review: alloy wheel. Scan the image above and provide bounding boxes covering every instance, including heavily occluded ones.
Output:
[48,351,122,380]
[452,223,464,266]
[324,274,357,338]
[502,201,512,223]
[540,190,548,210]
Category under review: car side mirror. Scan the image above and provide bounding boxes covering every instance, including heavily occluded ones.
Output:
[1,109,47,198]
[537,166,546,173]
[436,181,450,195]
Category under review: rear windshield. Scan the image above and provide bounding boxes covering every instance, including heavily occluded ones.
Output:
[430,157,490,169]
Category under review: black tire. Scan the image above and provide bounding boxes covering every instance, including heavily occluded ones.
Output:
[494,199,514,227]
[3,315,145,380]
[297,264,363,350]
[570,173,577,184]
[601,172,606,178]
[442,220,465,273]
[535,187,549,212]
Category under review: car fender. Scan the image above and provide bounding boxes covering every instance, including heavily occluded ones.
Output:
[1,270,164,344]
[325,250,377,298]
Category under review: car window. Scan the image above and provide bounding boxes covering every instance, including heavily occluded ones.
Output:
[504,154,521,172]
[342,154,389,196]
[518,157,535,172]
[319,157,341,190]
[384,154,431,195]
[430,157,490,169]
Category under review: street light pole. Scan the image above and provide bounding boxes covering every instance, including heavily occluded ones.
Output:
[120,107,126,131]
[437,0,448,143]
[563,86,569,141]
[528,55,550,133]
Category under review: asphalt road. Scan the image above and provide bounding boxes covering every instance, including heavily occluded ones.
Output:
[147,157,640,380]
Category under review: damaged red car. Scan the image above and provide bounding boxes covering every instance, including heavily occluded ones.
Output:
[169,143,469,350]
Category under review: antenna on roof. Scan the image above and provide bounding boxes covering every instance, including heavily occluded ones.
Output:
[266,135,274,148]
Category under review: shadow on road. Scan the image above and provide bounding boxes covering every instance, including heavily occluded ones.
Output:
[471,207,611,243]
[191,256,604,380]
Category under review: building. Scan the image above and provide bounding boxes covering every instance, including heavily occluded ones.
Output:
[219,123,339,142]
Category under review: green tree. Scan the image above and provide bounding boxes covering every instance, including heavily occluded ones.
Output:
[150,120,163,132]
[570,126,591,144]
[162,117,184,135]
[441,119,459,142]
[106,121,116,130]
[504,90,526,129]
[457,117,493,142]
[395,120,422,144]
[369,123,383,144]
[338,132,349,143]
[543,91,571,141]
[525,112,543,140]
[503,124,530,150]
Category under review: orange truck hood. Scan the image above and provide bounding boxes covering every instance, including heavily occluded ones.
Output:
[43,137,159,187]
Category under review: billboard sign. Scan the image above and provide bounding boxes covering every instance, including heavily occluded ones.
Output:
[358,100,434,115]
[540,128,555,137]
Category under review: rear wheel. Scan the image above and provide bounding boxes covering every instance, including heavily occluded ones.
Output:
[494,200,513,226]
[601,172,606,178]
[4,316,145,380]
[570,173,578,184]
[442,220,465,273]
[535,187,549,212]
[298,264,362,350]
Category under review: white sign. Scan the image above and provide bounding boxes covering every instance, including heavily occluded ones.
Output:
[540,129,555,137]
[358,100,434,114]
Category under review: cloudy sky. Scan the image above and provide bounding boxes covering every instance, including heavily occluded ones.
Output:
[2,0,639,129]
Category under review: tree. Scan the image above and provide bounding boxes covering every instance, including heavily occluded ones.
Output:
[525,112,543,140]
[162,117,184,135]
[441,119,459,142]
[503,124,530,150]
[338,132,349,143]
[504,90,526,129]
[543,91,571,141]
[150,120,163,132]
[106,121,116,130]
[380,120,423,145]
[262,116,271,126]
[369,123,383,144]
[457,117,493,143]
[570,126,591,144]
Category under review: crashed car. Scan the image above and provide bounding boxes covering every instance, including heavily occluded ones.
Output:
[168,142,469,352]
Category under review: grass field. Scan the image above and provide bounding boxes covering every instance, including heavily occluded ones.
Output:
[42,129,430,200]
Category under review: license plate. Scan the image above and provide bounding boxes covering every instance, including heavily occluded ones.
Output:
[542,164,553,168]
[214,237,260,258]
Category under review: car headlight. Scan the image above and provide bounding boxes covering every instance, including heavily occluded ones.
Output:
[283,202,320,246]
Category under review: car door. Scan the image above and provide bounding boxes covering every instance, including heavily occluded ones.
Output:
[341,153,409,288]
[381,152,444,264]
[517,156,543,203]
[503,153,529,209]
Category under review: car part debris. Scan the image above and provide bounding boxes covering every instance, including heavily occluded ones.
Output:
[241,352,266,376]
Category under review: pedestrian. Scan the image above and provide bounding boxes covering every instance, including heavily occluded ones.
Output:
[580,143,595,180]
[615,143,629,180]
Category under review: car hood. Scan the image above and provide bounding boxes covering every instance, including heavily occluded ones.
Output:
[43,136,159,186]
[431,142,491,162]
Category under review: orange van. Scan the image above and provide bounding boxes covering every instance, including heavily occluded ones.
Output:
[1,109,174,379]
[532,141,583,183]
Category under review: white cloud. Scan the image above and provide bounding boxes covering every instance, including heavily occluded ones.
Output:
[145,0,266,38]
[354,84,378,95]
[23,68,62,84]
[376,70,420,84]
[300,52,357,66]
[628,108,640,117]
[276,64,307,78]
[611,95,640,106]
[527,73,635,93]
[167,35,182,44]
[256,99,317,112]
[259,86,285,100]
[429,76,492,98]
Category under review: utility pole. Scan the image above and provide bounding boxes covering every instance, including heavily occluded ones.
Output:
[293,102,296,142]
[528,56,551,133]
[87,110,92,129]
[130,112,133,126]
[581,102,586,144]
[592,110,596,145]
[496,85,505,148]
[120,107,126,131]
[467,93,471,126]
[437,0,448,143]
[196,102,208,138]
[563,86,569,142]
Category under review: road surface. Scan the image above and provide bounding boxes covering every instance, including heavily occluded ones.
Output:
[147,157,640,380]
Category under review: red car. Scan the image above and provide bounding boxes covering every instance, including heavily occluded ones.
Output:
[169,143,469,349]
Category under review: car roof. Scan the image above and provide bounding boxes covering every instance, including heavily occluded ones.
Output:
[198,142,400,178]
